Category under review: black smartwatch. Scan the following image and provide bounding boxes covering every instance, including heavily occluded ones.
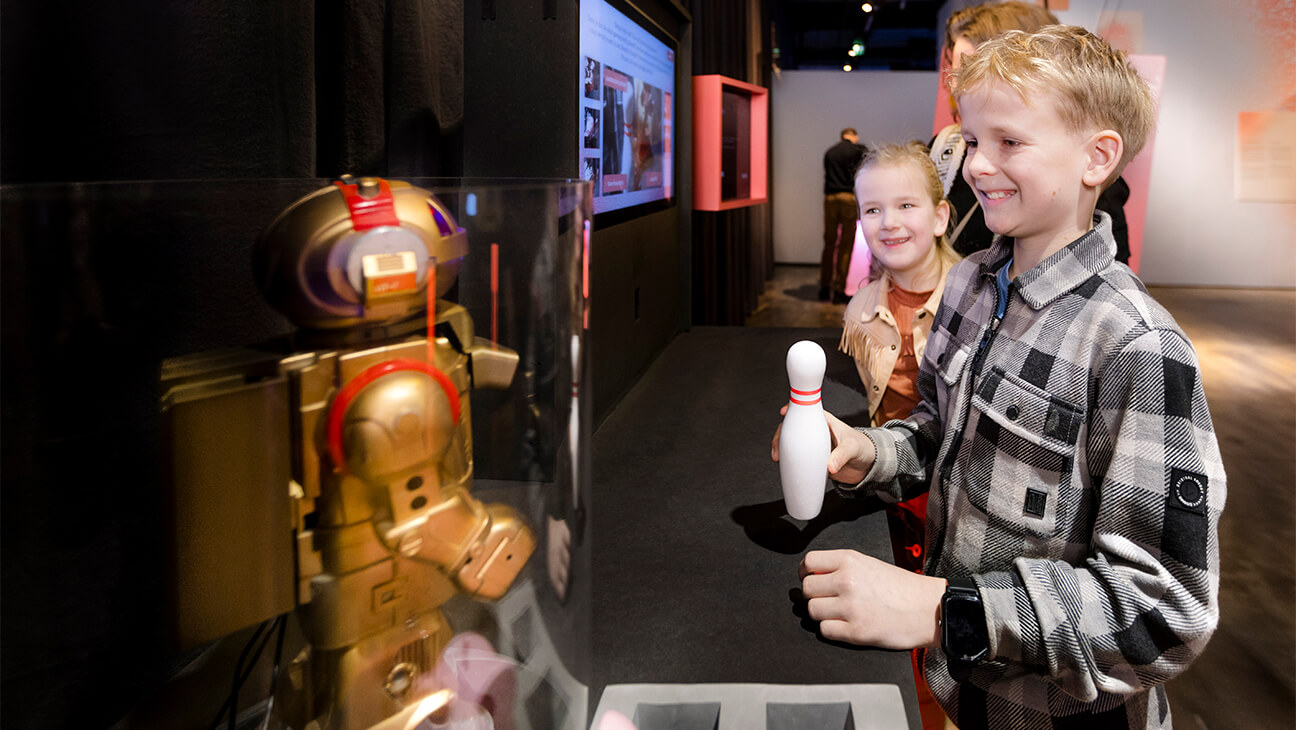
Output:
[941,577,989,681]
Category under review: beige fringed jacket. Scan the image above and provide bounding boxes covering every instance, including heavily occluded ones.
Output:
[838,251,959,425]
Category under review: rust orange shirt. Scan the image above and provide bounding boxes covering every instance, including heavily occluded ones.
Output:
[878,282,934,423]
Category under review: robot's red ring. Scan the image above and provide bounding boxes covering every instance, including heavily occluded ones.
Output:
[325,358,462,474]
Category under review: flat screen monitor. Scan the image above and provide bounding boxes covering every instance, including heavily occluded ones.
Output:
[579,0,676,223]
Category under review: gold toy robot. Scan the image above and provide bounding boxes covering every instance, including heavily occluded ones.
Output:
[162,176,535,729]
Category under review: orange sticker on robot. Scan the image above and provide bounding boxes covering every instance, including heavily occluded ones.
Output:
[368,272,417,297]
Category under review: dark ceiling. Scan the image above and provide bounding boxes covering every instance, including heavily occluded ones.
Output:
[771,0,945,71]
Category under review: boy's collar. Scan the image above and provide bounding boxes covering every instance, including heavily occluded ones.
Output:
[977,211,1117,310]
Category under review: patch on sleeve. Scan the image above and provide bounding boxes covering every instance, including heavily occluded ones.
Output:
[1168,468,1208,515]
[1163,468,1209,569]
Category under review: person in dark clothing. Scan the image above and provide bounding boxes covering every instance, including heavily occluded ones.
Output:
[822,128,868,301]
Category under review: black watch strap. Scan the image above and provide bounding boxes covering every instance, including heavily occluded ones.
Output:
[942,576,988,681]
[947,656,974,682]
[945,576,978,596]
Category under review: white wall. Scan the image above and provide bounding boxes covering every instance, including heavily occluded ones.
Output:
[772,70,939,265]
[772,0,1296,287]
[1051,0,1295,287]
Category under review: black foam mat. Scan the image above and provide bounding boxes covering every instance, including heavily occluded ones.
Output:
[591,327,919,729]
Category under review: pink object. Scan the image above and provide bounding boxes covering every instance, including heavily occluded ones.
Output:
[693,75,768,211]
[597,710,638,730]
[1121,54,1166,274]
[432,633,517,730]
[931,54,957,137]
[844,221,871,296]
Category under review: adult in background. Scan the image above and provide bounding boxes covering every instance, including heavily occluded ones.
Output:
[821,128,867,302]
[933,1,1132,262]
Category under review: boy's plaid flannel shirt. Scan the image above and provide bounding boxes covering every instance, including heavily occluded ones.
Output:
[844,213,1225,729]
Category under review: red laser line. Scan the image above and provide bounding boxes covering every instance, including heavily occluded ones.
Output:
[491,243,499,348]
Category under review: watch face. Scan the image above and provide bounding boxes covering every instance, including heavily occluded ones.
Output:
[943,594,989,662]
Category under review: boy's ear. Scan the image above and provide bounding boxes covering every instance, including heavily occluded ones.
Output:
[934,199,952,237]
[1083,130,1123,188]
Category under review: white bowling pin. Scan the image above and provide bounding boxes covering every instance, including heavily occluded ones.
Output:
[779,340,831,520]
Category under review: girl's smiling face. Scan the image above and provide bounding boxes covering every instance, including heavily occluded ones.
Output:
[855,161,950,286]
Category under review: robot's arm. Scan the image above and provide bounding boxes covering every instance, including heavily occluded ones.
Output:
[314,337,532,603]
[465,340,517,391]
[432,303,518,392]
[377,487,534,601]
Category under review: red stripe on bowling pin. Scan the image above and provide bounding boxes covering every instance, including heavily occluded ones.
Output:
[790,386,821,406]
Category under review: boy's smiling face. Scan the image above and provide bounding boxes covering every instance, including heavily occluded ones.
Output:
[958,80,1104,259]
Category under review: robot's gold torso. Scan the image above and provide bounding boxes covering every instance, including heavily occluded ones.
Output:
[285,302,533,728]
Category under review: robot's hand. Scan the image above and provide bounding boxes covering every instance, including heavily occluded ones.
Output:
[378,489,534,602]
[451,503,535,601]
[467,338,518,391]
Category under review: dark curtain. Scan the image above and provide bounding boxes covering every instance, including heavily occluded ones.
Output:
[0,0,464,184]
[692,0,753,79]
[0,3,464,727]
[688,0,773,326]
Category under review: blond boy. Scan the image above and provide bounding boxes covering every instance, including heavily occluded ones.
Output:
[779,26,1225,728]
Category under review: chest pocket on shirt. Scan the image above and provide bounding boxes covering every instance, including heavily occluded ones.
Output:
[923,324,969,387]
[966,366,1083,541]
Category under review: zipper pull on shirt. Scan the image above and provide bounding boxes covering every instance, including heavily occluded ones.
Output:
[974,259,1013,366]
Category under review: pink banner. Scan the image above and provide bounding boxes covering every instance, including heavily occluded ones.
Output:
[603,174,627,193]
[604,69,630,93]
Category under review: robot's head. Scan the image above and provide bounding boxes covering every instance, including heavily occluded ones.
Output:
[255,177,467,330]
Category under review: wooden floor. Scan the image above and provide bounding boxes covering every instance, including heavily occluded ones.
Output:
[745,264,1296,729]
[745,264,855,329]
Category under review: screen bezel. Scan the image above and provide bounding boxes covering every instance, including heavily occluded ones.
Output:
[581,0,680,229]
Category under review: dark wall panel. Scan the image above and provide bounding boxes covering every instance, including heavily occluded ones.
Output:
[461,0,693,426]
[589,206,685,425]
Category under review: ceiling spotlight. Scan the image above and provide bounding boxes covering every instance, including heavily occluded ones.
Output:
[861,3,873,12]
[843,64,853,72]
